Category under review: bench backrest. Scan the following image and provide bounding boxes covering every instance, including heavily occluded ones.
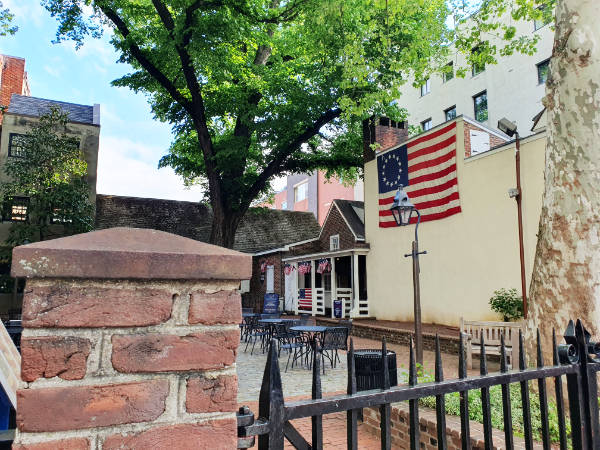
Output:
[460,319,523,347]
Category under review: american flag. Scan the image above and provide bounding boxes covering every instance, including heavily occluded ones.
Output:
[377,122,461,227]
[298,288,312,310]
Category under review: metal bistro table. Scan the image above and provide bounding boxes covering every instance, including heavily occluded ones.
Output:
[259,318,296,339]
[289,325,329,369]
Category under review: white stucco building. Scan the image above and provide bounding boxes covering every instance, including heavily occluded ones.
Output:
[398,11,554,137]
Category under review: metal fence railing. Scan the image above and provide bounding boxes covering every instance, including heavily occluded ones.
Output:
[237,319,600,449]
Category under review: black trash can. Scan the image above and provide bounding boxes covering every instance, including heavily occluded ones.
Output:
[354,349,398,391]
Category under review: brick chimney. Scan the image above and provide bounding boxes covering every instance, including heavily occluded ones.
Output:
[362,116,408,163]
[0,55,29,124]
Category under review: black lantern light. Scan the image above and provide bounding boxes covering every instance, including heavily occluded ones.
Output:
[390,185,420,233]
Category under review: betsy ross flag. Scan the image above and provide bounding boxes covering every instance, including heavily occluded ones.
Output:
[378,121,461,227]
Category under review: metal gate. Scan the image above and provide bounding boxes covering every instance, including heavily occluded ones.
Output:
[237,319,600,449]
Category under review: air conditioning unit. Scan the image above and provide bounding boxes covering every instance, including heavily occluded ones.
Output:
[330,234,340,251]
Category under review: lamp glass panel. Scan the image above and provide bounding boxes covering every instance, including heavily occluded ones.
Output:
[400,208,413,225]
[391,207,400,226]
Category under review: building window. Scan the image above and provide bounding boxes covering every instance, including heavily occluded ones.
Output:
[473,91,488,122]
[471,45,485,76]
[8,134,29,158]
[330,234,340,251]
[420,79,431,97]
[421,118,432,132]
[444,106,457,121]
[294,181,308,203]
[281,201,287,210]
[537,59,550,84]
[534,6,551,30]
[443,62,454,82]
[3,197,29,222]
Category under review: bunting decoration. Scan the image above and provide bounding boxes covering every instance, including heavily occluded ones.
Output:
[316,258,331,274]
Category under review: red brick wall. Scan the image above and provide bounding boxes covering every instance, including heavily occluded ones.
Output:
[463,121,508,157]
[0,55,27,124]
[243,252,284,312]
[13,229,247,449]
[363,116,409,163]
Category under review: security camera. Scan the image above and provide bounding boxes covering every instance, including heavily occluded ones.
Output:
[498,118,518,137]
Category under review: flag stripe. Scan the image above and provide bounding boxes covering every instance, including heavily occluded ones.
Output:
[378,122,460,227]
[378,206,462,227]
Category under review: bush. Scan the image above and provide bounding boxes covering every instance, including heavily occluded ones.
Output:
[489,288,523,321]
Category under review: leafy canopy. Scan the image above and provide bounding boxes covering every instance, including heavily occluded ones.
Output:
[0,108,94,248]
[42,0,552,244]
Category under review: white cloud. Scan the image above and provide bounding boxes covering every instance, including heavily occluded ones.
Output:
[43,64,61,78]
[96,135,204,202]
[3,0,45,27]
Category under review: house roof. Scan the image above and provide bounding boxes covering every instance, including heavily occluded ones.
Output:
[7,94,99,125]
[332,199,365,240]
[95,194,320,254]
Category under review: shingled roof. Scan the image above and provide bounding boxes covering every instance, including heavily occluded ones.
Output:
[7,94,99,125]
[95,194,320,254]
[331,199,365,240]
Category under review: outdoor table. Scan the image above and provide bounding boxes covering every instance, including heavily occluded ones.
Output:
[290,325,330,370]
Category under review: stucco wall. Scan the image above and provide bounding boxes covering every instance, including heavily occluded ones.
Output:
[364,117,546,325]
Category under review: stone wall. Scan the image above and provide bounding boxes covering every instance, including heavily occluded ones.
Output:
[12,227,250,449]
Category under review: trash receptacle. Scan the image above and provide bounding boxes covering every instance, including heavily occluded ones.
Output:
[354,349,398,391]
[333,300,342,318]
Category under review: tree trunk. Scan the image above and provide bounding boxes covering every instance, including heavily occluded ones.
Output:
[525,0,600,361]
[209,204,243,249]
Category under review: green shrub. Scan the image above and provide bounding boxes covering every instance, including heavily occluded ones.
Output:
[489,288,524,321]
[403,371,570,445]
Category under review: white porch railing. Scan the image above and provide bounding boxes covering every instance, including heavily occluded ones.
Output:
[333,288,353,318]
[296,288,325,316]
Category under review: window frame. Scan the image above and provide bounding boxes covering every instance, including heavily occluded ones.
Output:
[536,58,550,84]
[444,106,457,122]
[471,45,485,77]
[443,62,454,83]
[533,5,551,31]
[421,118,433,132]
[8,133,29,158]
[330,234,340,251]
[473,91,488,123]
[419,78,431,97]
[294,181,308,203]
[3,197,29,223]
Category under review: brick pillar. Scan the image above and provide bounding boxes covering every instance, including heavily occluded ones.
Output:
[11,227,251,450]
[0,55,27,124]
[362,116,409,163]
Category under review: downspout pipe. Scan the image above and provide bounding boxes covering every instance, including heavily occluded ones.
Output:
[515,133,528,319]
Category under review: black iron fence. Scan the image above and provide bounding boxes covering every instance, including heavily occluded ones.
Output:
[237,319,600,449]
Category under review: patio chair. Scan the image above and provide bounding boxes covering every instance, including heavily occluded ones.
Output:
[273,323,308,372]
[244,316,269,355]
[317,327,349,373]
[239,316,253,342]
[299,313,311,325]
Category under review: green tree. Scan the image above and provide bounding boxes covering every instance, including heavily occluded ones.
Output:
[0,1,17,36]
[1,108,94,249]
[43,0,548,248]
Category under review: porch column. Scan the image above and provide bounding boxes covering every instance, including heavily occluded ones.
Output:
[310,260,316,316]
[330,257,337,318]
[352,253,360,318]
[293,262,299,314]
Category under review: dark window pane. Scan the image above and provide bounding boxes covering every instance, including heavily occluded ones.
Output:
[421,119,432,131]
[537,59,550,84]
[8,134,29,158]
[443,62,454,82]
[473,92,488,122]
[472,46,485,76]
[5,197,29,222]
[445,106,457,121]
[534,6,551,30]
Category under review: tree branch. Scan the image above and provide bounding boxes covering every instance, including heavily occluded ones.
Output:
[243,107,343,205]
[98,5,191,112]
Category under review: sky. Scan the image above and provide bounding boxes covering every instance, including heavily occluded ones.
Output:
[0,0,206,201]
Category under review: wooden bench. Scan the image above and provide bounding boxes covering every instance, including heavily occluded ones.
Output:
[460,319,523,369]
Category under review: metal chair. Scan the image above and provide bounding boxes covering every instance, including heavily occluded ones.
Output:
[244,316,269,355]
[273,323,308,372]
[339,319,353,335]
[317,327,349,373]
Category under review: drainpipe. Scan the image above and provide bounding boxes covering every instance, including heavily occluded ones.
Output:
[514,133,528,319]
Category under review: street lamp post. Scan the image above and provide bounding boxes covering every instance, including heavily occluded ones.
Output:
[390,185,427,365]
